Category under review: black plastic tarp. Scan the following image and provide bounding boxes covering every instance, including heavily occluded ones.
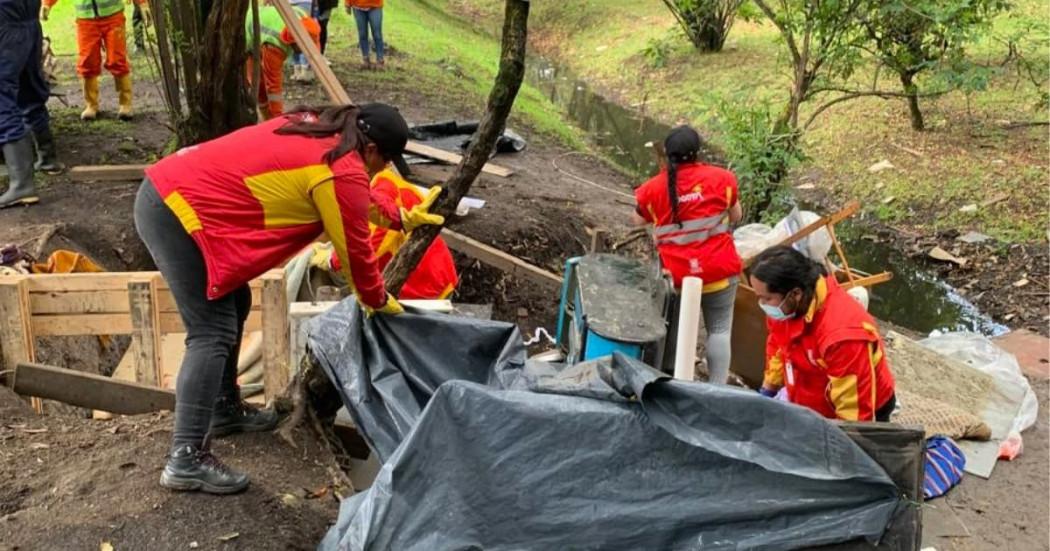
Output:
[310,301,909,551]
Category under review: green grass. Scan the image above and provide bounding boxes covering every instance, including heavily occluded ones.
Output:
[434,0,1049,243]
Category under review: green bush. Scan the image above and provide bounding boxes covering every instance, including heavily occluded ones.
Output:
[712,99,804,223]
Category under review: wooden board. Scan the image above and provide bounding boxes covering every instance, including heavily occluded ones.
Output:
[0,279,35,373]
[261,273,290,402]
[440,228,562,289]
[12,361,175,415]
[127,278,162,385]
[269,0,514,179]
[68,164,149,182]
[31,311,262,336]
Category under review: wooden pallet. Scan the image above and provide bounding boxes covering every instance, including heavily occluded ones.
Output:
[0,269,291,410]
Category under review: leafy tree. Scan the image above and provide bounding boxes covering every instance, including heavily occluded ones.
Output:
[662,0,748,52]
[751,0,867,134]
[858,0,1011,130]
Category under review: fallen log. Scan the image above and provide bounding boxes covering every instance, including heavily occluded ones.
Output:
[11,362,175,415]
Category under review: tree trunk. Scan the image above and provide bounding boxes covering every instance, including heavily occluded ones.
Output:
[899,71,925,131]
[189,0,256,142]
[382,0,530,294]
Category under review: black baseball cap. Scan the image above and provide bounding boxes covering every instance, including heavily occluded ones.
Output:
[357,103,412,175]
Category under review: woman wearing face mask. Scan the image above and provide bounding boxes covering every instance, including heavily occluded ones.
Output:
[749,245,896,422]
[633,125,743,384]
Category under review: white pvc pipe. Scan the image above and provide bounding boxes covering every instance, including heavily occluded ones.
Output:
[674,276,703,381]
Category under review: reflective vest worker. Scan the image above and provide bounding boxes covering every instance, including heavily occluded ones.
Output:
[330,166,458,299]
[750,245,896,422]
[245,5,320,120]
[633,125,743,384]
[134,103,443,495]
[1,0,62,209]
[40,0,151,120]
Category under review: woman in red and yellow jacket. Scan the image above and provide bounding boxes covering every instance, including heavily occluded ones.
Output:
[750,246,896,422]
[330,166,458,299]
[634,125,743,384]
[133,103,442,495]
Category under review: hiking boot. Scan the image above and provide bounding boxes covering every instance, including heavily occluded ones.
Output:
[160,443,249,494]
[0,135,39,208]
[32,127,64,174]
[209,397,280,437]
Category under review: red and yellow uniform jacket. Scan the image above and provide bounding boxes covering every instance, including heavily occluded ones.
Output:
[635,162,742,293]
[763,275,896,421]
[368,168,457,299]
[144,114,400,309]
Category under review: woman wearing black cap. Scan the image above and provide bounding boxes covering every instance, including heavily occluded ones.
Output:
[634,125,743,384]
[134,103,442,494]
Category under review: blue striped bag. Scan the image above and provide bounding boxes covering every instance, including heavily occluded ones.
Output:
[923,436,966,500]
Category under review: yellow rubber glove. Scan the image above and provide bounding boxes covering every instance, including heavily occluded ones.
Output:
[39,4,50,20]
[399,186,445,233]
[139,2,153,26]
[308,242,335,270]
[365,293,404,316]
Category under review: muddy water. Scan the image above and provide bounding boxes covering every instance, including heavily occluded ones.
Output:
[528,60,1008,337]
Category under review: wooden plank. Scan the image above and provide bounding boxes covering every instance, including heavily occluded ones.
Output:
[441,228,563,288]
[30,290,129,315]
[261,273,290,402]
[269,0,513,178]
[0,279,35,373]
[12,361,175,415]
[24,271,270,294]
[840,271,893,290]
[67,164,148,182]
[32,313,133,336]
[128,278,163,386]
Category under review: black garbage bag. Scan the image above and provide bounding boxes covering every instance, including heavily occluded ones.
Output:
[310,301,908,551]
[408,120,527,157]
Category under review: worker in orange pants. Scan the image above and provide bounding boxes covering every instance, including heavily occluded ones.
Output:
[245,4,319,120]
[40,0,150,121]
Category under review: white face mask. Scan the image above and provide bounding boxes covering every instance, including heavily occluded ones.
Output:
[760,291,798,321]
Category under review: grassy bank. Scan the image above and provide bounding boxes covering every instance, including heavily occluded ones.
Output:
[437,0,1049,243]
[41,0,585,149]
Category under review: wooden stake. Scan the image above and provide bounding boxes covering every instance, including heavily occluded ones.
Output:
[0,278,40,412]
[826,225,857,286]
[127,277,163,386]
[261,272,290,403]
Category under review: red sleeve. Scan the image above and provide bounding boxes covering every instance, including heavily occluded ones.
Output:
[824,340,878,421]
[312,170,387,309]
[634,178,656,223]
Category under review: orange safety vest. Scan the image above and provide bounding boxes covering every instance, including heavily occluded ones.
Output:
[763,276,896,421]
[634,162,742,293]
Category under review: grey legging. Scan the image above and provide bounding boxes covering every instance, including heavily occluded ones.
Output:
[133,179,251,451]
[700,280,737,384]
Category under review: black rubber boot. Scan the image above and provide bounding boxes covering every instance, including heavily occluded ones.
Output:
[32,127,64,174]
[209,395,280,438]
[160,441,250,494]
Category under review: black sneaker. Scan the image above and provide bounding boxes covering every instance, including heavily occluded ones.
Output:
[159,444,249,495]
[209,397,280,437]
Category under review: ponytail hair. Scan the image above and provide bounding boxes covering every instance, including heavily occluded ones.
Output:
[274,104,369,165]
[663,125,702,225]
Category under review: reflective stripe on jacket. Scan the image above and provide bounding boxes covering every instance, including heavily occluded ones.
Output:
[763,276,896,421]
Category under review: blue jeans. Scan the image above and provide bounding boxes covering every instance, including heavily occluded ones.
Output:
[353,7,384,61]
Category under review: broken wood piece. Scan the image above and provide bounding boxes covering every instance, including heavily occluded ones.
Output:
[440,229,562,288]
[269,0,514,178]
[11,362,175,415]
[68,164,148,182]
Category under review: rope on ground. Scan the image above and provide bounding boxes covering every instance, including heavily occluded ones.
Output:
[551,151,635,200]
[523,327,556,347]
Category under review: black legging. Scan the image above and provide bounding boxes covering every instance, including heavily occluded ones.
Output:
[875,393,897,423]
[134,179,251,451]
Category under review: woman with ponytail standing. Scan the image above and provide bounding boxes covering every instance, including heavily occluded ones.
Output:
[633,126,743,384]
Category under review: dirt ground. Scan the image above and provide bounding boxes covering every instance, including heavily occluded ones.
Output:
[1,40,1047,551]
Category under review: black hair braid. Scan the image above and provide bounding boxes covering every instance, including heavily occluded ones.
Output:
[667,156,681,226]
